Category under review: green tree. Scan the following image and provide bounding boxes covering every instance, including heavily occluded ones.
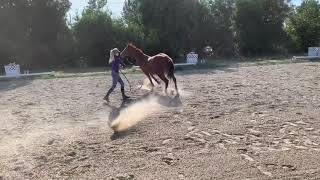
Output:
[196,0,236,56]
[234,0,291,55]
[72,0,114,66]
[72,0,144,67]
[123,0,237,58]
[0,0,72,69]
[123,0,142,26]
[286,0,320,51]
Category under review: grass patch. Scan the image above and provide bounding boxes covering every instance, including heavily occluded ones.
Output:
[40,75,56,80]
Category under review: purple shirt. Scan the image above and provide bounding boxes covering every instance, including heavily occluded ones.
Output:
[111,56,125,73]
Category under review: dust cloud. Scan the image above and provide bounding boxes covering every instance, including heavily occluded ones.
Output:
[110,96,163,132]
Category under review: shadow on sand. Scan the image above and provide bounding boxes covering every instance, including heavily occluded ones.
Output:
[104,92,182,140]
[0,79,32,92]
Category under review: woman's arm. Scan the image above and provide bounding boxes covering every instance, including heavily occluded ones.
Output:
[119,58,126,67]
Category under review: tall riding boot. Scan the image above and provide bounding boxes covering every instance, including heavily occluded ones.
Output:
[104,89,113,102]
[121,88,130,100]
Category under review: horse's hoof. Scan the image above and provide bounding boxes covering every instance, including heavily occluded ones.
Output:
[103,96,110,102]
[122,95,130,99]
[110,132,120,140]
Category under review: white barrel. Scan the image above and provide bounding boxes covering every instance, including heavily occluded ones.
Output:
[4,63,21,77]
[187,52,198,64]
[308,47,320,57]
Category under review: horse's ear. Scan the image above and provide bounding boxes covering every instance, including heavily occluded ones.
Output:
[128,43,137,49]
[128,43,133,47]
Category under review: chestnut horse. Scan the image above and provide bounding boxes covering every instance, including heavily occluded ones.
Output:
[120,44,178,95]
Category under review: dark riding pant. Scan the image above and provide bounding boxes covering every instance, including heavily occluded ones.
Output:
[108,71,124,94]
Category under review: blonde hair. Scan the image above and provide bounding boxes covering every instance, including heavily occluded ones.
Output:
[109,48,120,64]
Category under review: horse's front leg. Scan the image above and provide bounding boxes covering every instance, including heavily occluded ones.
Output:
[146,74,155,91]
[141,68,155,91]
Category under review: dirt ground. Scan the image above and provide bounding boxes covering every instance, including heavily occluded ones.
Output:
[1,62,320,179]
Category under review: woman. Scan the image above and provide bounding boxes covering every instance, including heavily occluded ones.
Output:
[103,48,130,102]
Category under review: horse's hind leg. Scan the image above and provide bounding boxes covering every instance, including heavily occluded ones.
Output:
[151,74,161,85]
[146,74,155,91]
[172,74,179,95]
[158,74,169,95]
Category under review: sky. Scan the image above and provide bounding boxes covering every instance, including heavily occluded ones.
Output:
[69,0,125,18]
[68,0,303,18]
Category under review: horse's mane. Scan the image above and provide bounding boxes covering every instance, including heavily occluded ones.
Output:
[128,43,144,54]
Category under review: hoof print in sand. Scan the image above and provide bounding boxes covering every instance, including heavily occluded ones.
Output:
[112,174,135,180]
[162,153,178,165]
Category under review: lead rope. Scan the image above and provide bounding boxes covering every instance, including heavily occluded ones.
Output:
[120,70,132,92]
[120,70,145,93]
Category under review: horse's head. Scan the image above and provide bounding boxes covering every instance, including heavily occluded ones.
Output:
[121,44,148,66]
[120,43,135,59]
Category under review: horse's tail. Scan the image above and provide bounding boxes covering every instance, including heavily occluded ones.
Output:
[167,61,175,80]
